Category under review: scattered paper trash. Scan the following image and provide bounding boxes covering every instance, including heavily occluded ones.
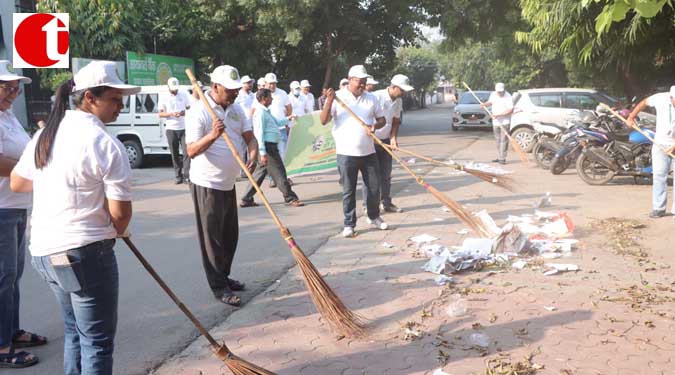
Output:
[544,263,579,275]
[457,228,471,235]
[544,306,557,311]
[533,192,552,208]
[446,295,468,317]
[406,158,417,164]
[433,217,444,222]
[432,369,451,375]
[422,244,447,258]
[380,242,395,248]
[474,210,501,237]
[442,206,451,213]
[422,256,448,274]
[541,252,561,259]
[468,332,490,348]
[410,234,439,244]
[435,275,454,286]
[512,260,528,270]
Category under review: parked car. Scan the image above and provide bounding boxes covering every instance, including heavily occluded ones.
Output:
[106,85,193,168]
[451,91,491,131]
[509,88,619,152]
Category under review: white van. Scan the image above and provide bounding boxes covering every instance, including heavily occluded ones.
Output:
[106,85,194,168]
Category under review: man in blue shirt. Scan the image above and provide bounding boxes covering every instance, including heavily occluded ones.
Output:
[240,89,305,207]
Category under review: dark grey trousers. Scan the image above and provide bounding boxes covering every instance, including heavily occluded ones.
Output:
[166,129,190,179]
[493,125,509,161]
[190,184,238,292]
[241,142,299,203]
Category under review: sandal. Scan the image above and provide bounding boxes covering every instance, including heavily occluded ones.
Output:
[227,278,246,291]
[12,330,47,349]
[0,348,39,368]
[286,200,305,207]
[239,200,259,208]
[218,293,241,307]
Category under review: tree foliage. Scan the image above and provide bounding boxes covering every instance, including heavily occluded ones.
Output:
[394,47,439,108]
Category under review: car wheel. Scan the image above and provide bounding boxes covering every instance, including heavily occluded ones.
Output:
[511,127,536,152]
[123,139,144,169]
[451,124,458,131]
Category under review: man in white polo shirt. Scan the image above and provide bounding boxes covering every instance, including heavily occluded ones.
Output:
[365,76,378,92]
[320,65,387,238]
[289,80,312,116]
[159,77,191,183]
[300,79,316,110]
[186,65,258,306]
[235,75,256,123]
[264,72,293,187]
[481,82,513,165]
[369,74,414,213]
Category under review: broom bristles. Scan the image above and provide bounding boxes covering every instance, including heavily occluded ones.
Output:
[503,131,530,164]
[213,342,278,375]
[463,167,515,191]
[426,185,492,238]
[290,246,368,338]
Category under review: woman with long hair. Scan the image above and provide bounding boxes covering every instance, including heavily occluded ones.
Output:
[10,61,139,375]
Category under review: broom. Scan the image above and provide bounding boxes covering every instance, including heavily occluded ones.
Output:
[186,69,366,339]
[122,237,276,375]
[379,143,515,191]
[332,96,493,238]
[600,103,675,159]
[462,82,530,164]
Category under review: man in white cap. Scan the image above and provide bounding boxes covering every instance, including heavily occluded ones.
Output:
[289,80,312,116]
[235,75,256,121]
[256,77,266,92]
[365,76,378,92]
[368,74,414,213]
[159,77,191,184]
[628,85,675,219]
[320,65,387,238]
[186,65,258,306]
[264,72,293,187]
[339,78,349,91]
[300,80,316,110]
[481,82,513,165]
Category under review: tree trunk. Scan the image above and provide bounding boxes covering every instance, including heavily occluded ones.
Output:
[620,67,642,103]
[322,61,333,89]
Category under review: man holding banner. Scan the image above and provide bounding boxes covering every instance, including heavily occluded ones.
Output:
[320,65,387,238]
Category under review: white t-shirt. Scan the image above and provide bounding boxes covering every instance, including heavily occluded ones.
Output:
[186,92,252,191]
[269,88,290,128]
[0,110,31,209]
[158,90,191,130]
[487,91,513,127]
[305,92,316,110]
[372,89,403,140]
[289,92,312,116]
[14,110,132,257]
[235,89,255,121]
[330,90,384,156]
[647,93,675,147]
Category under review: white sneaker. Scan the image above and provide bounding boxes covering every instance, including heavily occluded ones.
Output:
[368,217,389,230]
[342,226,356,238]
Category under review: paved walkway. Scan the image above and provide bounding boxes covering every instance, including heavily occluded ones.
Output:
[153,133,675,374]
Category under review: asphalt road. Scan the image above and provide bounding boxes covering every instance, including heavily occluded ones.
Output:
[15,103,486,375]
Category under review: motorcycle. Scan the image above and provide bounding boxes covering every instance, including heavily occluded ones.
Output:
[575,109,654,185]
[549,111,610,175]
[531,122,565,170]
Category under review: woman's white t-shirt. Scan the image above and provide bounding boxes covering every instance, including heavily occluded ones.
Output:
[0,110,31,209]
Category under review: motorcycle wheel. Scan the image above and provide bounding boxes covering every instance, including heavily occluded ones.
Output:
[533,140,556,170]
[550,157,571,175]
[575,152,615,185]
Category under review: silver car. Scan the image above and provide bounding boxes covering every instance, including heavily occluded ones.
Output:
[451,91,491,131]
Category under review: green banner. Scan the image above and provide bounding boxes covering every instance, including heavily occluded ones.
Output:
[285,112,337,177]
[126,52,194,86]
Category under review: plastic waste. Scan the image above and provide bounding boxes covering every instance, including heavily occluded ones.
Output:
[446,295,468,317]
[469,332,490,348]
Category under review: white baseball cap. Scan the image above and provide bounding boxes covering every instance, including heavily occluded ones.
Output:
[347,65,369,79]
[339,78,349,87]
[290,81,300,90]
[210,65,243,90]
[257,77,266,86]
[264,72,278,84]
[670,85,675,98]
[167,77,180,90]
[366,76,379,85]
[240,75,254,84]
[73,60,140,94]
[300,79,311,87]
[0,60,31,84]
[391,74,414,92]
[495,82,505,92]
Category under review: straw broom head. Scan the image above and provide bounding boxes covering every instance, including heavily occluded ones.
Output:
[424,184,492,237]
[214,345,278,375]
[283,229,368,338]
[462,167,515,192]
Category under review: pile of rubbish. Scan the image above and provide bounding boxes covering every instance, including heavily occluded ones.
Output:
[416,209,579,281]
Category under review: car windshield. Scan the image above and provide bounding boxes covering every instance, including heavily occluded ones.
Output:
[458,92,490,105]
[595,91,619,106]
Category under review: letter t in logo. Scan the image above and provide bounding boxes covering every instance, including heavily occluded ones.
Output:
[43,17,69,62]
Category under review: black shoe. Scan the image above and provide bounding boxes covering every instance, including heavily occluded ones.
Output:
[227,278,246,291]
[649,210,666,218]
[269,180,277,188]
[383,203,403,213]
[491,159,500,163]
[183,177,190,184]
[499,160,507,165]
[175,177,183,184]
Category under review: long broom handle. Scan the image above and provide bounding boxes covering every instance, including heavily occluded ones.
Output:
[331,96,426,185]
[122,237,221,349]
[185,69,286,233]
[461,82,529,164]
[380,143,465,170]
[599,103,675,159]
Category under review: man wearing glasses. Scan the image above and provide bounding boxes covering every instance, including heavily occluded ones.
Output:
[320,65,387,238]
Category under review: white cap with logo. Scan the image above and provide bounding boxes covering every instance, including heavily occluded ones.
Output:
[257,77,266,86]
[73,61,140,94]
[300,79,311,87]
[0,60,31,84]
[210,65,243,90]
[391,74,414,92]
[290,80,300,90]
[347,65,369,79]
[240,75,254,84]
[339,78,349,87]
[495,82,505,92]
[264,72,278,84]
[366,76,379,85]
[167,77,180,90]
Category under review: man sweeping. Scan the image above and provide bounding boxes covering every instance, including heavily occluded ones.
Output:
[186,65,258,306]
[320,65,388,238]
[369,74,414,213]
[159,77,191,183]
[481,82,513,165]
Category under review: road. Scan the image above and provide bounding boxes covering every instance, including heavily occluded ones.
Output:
[16,104,482,375]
